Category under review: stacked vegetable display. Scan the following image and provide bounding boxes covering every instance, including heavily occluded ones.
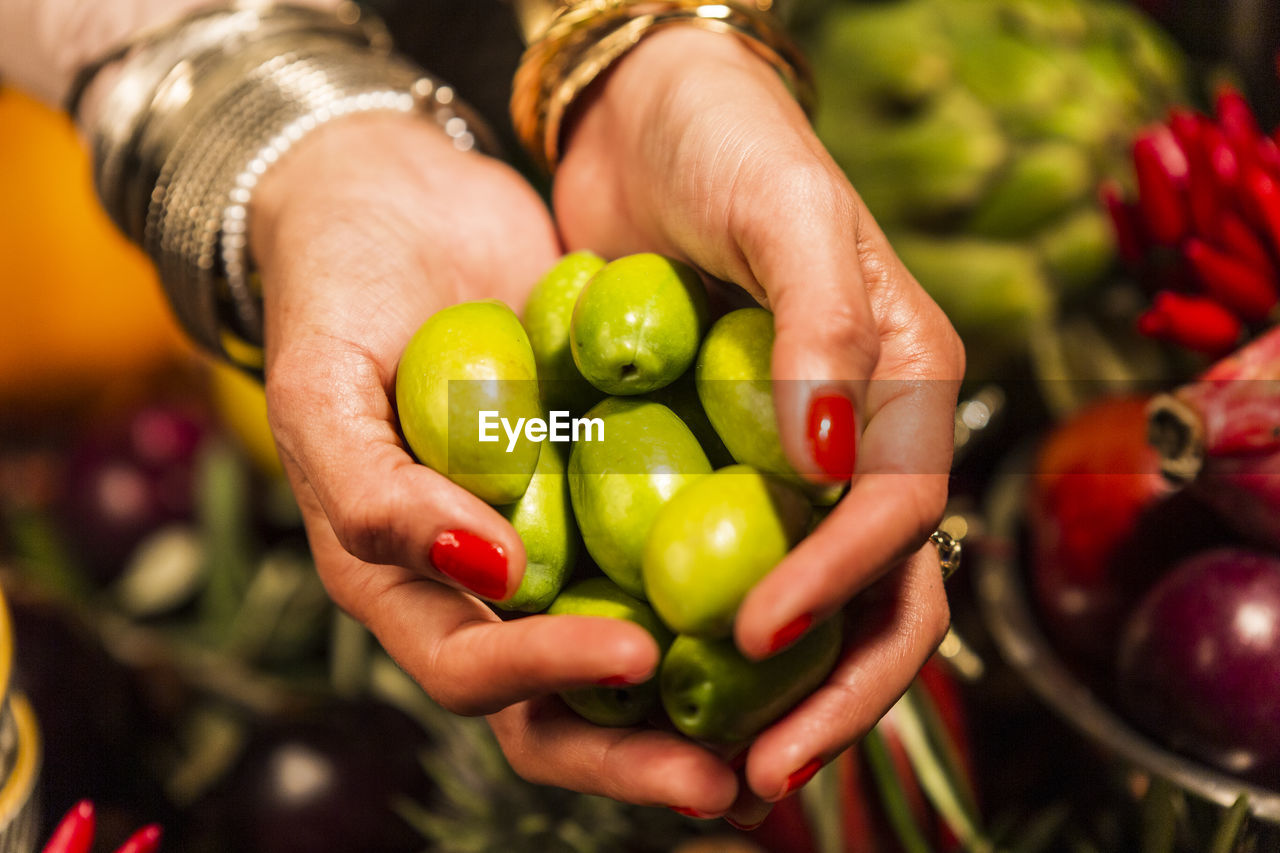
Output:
[394,252,846,744]
[809,0,1186,375]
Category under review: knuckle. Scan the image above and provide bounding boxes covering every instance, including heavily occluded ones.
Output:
[328,489,400,565]
[775,295,880,369]
[502,742,552,787]
[735,159,855,248]
[902,478,948,545]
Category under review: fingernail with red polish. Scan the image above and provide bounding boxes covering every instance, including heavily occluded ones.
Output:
[597,674,640,687]
[775,758,823,800]
[671,806,715,819]
[768,612,813,655]
[430,530,508,599]
[807,393,856,480]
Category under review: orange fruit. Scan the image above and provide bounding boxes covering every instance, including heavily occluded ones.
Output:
[0,87,188,406]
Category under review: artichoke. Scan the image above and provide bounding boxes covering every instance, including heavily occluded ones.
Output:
[809,0,1186,376]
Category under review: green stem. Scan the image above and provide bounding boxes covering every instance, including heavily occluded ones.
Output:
[196,439,254,638]
[799,756,845,853]
[1209,794,1250,853]
[893,689,990,851]
[330,609,371,698]
[863,726,933,853]
[1140,777,1179,853]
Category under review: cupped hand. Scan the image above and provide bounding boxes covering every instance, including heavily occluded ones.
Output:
[554,26,965,815]
[249,113,739,812]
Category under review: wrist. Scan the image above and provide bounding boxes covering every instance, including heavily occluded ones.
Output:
[560,26,802,177]
[511,1,813,172]
[250,111,457,266]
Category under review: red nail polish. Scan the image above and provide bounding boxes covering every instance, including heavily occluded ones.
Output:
[726,817,765,831]
[597,674,638,687]
[768,613,813,655]
[777,758,823,800]
[430,530,508,599]
[807,394,856,480]
[113,825,163,853]
[670,806,714,819]
[43,800,95,853]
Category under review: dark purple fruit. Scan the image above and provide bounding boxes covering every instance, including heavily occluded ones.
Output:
[187,699,437,853]
[1117,547,1280,781]
[56,403,209,583]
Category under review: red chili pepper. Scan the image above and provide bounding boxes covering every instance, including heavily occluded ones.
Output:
[1202,124,1241,190]
[1215,211,1277,278]
[1182,135,1224,239]
[1241,166,1280,257]
[1185,238,1279,322]
[113,825,163,853]
[1100,181,1146,265]
[1216,87,1265,169]
[1138,292,1243,355]
[1257,136,1280,178]
[1167,107,1203,154]
[41,801,95,853]
[1134,131,1189,245]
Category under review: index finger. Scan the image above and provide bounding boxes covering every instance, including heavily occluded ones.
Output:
[736,303,962,660]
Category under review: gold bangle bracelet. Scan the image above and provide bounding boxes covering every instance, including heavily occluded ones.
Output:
[510,0,814,172]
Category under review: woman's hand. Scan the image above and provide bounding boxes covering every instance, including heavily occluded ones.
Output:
[248,112,742,813]
[554,26,965,817]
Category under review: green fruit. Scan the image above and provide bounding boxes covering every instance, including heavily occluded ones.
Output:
[892,235,1051,377]
[568,398,712,597]
[810,0,1186,369]
[643,466,811,637]
[548,577,674,727]
[695,309,788,473]
[569,253,709,395]
[497,442,577,613]
[396,300,542,505]
[643,373,734,468]
[695,308,841,504]
[523,251,607,415]
[967,141,1093,239]
[660,617,843,744]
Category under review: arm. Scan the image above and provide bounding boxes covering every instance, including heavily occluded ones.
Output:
[525,2,964,816]
[2,0,751,813]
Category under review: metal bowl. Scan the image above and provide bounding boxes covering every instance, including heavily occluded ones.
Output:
[973,454,1280,827]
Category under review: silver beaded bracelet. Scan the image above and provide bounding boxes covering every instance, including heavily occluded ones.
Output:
[85,2,496,369]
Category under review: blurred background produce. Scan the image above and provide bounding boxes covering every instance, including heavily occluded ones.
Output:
[4,0,1280,850]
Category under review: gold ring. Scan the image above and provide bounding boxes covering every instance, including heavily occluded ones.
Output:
[930,530,961,581]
